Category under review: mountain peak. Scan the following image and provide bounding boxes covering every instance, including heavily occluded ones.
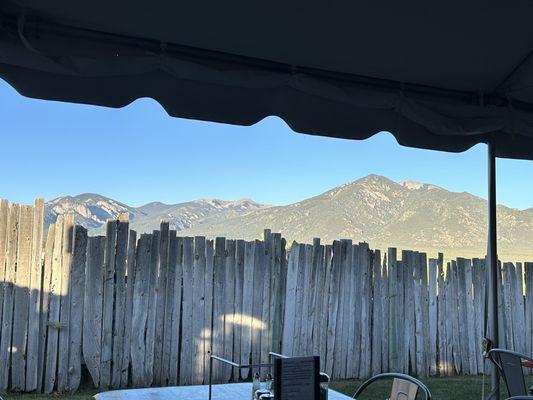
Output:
[358,174,393,183]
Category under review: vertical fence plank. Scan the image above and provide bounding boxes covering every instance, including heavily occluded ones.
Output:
[413,252,425,377]
[233,240,245,378]
[67,226,87,392]
[180,236,194,385]
[1,205,18,390]
[251,240,264,375]
[192,236,206,384]
[352,243,363,378]
[332,241,346,379]
[161,229,176,386]
[11,205,34,391]
[514,262,526,355]
[450,261,462,373]
[203,239,214,384]
[472,258,485,373]
[240,240,255,379]
[301,245,320,355]
[361,243,372,378]
[428,258,438,375]
[502,263,514,350]
[319,245,331,372]
[270,234,283,354]
[83,236,105,388]
[224,239,236,381]
[130,234,152,387]
[387,248,398,372]
[43,215,63,393]
[210,237,225,383]
[0,200,8,329]
[311,239,323,359]
[397,257,407,374]
[372,250,382,375]
[381,253,389,373]
[299,244,313,357]
[153,223,169,386]
[260,235,273,367]
[420,253,430,377]
[144,230,160,386]
[260,232,272,367]
[464,259,477,374]
[402,251,415,375]
[111,221,129,388]
[121,230,137,387]
[100,221,117,389]
[526,263,533,368]
[444,262,454,375]
[437,254,447,375]
[339,240,352,379]
[292,243,306,358]
[282,243,298,358]
[37,223,55,391]
[169,236,183,386]
[26,199,44,391]
[0,200,8,388]
[57,215,74,392]
[325,241,341,378]
[492,260,503,350]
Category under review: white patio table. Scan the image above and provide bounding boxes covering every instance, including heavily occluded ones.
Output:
[94,382,352,400]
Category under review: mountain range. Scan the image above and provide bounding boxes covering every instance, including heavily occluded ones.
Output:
[43,175,533,260]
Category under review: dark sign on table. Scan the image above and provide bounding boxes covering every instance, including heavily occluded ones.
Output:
[273,356,320,400]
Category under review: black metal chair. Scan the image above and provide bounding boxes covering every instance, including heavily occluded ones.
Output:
[352,372,431,400]
[487,348,533,398]
[506,397,533,400]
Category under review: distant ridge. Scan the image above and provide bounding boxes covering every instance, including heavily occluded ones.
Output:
[43,175,533,260]
[45,194,268,236]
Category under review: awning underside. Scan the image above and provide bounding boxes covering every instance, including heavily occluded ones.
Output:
[3,0,533,158]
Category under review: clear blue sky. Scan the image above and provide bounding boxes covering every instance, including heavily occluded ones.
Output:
[1,78,532,209]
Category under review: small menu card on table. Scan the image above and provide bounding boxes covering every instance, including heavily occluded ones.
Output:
[273,356,320,400]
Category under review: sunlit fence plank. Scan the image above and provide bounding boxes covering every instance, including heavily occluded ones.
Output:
[111,221,129,388]
[11,205,33,391]
[26,198,44,391]
[130,234,152,387]
[153,223,169,386]
[83,236,105,388]
[67,226,87,392]
[43,215,63,393]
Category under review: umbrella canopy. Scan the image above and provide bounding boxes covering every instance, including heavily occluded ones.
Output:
[2,0,533,159]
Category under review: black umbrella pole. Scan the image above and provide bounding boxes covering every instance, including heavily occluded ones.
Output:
[487,141,500,400]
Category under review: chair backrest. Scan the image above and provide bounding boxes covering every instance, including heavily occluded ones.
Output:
[505,397,533,400]
[353,373,431,400]
[488,348,532,397]
[390,378,419,400]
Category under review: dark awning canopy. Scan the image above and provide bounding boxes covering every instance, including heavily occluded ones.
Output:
[2,0,533,158]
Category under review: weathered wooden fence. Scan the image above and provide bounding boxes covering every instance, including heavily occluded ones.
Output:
[0,199,532,393]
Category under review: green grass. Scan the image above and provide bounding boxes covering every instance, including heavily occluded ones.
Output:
[1,376,531,399]
[1,389,98,400]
